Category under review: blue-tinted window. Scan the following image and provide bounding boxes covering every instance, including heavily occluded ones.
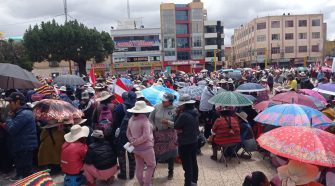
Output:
[176,10,188,21]
[177,52,190,60]
[177,38,190,48]
[176,24,188,34]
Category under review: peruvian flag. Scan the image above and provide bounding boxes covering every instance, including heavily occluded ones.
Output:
[115,78,128,103]
[89,67,96,85]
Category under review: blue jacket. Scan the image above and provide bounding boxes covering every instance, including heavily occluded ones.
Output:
[5,105,38,153]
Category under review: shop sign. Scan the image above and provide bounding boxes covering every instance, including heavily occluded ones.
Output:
[165,60,204,66]
[115,40,160,47]
[127,57,148,62]
[114,62,162,68]
[91,63,106,69]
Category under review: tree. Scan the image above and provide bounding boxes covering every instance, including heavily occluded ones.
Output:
[0,39,34,71]
[23,20,114,76]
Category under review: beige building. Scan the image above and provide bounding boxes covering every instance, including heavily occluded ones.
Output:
[231,14,326,68]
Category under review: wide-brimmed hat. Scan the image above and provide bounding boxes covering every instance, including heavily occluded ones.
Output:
[84,83,92,87]
[277,159,319,185]
[227,78,234,84]
[127,101,154,113]
[177,94,196,106]
[106,79,113,84]
[87,87,95,94]
[135,91,144,99]
[299,72,306,76]
[59,86,67,92]
[73,118,87,125]
[91,130,104,139]
[81,91,90,100]
[64,125,89,143]
[219,79,227,84]
[94,83,105,89]
[162,93,175,102]
[236,112,248,123]
[261,78,268,82]
[208,81,214,86]
[96,91,112,102]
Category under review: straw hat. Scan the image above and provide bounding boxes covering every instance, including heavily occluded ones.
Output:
[135,91,144,99]
[261,78,268,82]
[236,112,248,123]
[91,130,104,139]
[64,125,89,143]
[177,94,196,106]
[208,81,214,86]
[73,118,87,125]
[94,83,105,89]
[227,78,234,84]
[219,79,227,84]
[59,86,67,92]
[96,91,112,102]
[277,159,319,186]
[299,72,306,76]
[127,101,154,113]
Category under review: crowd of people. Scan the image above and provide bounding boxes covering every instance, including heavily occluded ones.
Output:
[0,65,335,186]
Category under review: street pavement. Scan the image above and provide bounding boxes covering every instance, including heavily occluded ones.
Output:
[0,144,276,186]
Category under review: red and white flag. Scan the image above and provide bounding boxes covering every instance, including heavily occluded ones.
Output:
[89,67,96,85]
[114,78,128,103]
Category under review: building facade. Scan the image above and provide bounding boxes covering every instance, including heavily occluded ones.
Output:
[204,20,224,70]
[160,0,207,73]
[110,25,163,75]
[231,14,326,68]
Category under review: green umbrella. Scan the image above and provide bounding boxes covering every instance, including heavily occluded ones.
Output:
[208,91,253,107]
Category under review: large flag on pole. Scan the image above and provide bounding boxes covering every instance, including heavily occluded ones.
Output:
[115,78,128,103]
[89,67,96,85]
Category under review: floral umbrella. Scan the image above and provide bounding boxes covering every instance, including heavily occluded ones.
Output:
[33,99,83,125]
[257,126,335,167]
[254,104,334,129]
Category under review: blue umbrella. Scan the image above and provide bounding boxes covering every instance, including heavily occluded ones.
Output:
[243,94,257,102]
[120,78,133,86]
[141,85,179,106]
[236,83,266,93]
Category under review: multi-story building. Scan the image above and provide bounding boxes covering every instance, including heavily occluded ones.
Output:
[204,20,224,70]
[231,14,326,68]
[110,20,163,75]
[160,0,207,73]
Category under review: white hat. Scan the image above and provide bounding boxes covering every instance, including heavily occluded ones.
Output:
[200,69,208,73]
[73,118,87,125]
[299,72,306,76]
[91,130,104,139]
[87,87,95,94]
[227,78,234,84]
[208,81,214,86]
[261,78,267,82]
[277,159,319,185]
[135,91,144,99]
[127,101,154,113]
[219,79,227,84]
[59,86,67,92]
[236,112,248,123]
[64,125,89,143]
[177,94,196,106]
[96,91,112,102]
[84,83,92,87]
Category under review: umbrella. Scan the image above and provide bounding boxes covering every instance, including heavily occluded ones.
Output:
[271,91,318,109]
[53,75,85,86]
[305,95,326,110]
[243,94,257,102]
[227,71,242,80]
[254,104,334,128]
[219,69,234,73]
[297,67,308,72]
[322,66,332,73]
[208,91,253,107]
[0,63,42,89]
[33,99,83,124]
[141,85,179,106]
[254,100,279,112]
[197,80,207,86]
[120,77,133,86]
[236,83,266,93]
[298,89,327,104]
[178,85,204,100]
[257,126,335,167]
[313,83,335,96]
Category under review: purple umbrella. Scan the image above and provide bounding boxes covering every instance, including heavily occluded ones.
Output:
[313,83,335,96]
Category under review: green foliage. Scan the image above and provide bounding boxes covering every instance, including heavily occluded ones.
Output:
[23,20,114,75]
[0,40,33,71]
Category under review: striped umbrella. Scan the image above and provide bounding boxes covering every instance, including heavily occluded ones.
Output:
[236,83,266,93]
[208,91,253,107]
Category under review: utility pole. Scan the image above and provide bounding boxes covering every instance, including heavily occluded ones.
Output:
[64,0,68,23]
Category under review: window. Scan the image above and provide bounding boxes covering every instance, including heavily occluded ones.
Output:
[272,34,280,40]
[285,46,294,53]
[177,52,190,60]
[312,32,320,39]
[141,46,159,51]
[271,21,280,28]
[312,45,319,52]
[191,9,203,20]
[271,47,280,54]
[192,35,202,47]
[162,10,175,34]
[176,24,188,34]
[285,33,294,40]
[164,37,175,48]
[149,56,161,61]
[176,10,188,21]
[257,35,266,42]
[191,50,203,59]
[205,25,216,33]
[299,46,307,53]
[298,33,307,39]
[256,48,265,55]
[257,22,266,30]
[176,38,190,48]
[192,21,203,33]
[312,19,320,26]
[298,20,307,27]
[205,38,217,45]
[165,51,175,56]
[285,20,294,27]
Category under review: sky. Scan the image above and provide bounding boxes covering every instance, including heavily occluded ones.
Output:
[0,0,334,46]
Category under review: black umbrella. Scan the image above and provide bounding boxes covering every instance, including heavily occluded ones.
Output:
[0,63,42,89]
[53,75,85,86]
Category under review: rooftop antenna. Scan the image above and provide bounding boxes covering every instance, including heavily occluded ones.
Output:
[63,0,68,22]
[127,0,130,19]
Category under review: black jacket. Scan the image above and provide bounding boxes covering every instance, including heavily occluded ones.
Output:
[84,140,117,170]
[174,109,199,146]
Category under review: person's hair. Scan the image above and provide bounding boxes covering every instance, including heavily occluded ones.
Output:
[183,103,194,110]
[242,171,267,186]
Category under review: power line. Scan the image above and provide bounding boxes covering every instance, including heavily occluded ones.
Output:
[0,14,64,27]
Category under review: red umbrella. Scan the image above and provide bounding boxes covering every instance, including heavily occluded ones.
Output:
[271,91,318,109]
[254,100,280,112]
[257,126,335,167]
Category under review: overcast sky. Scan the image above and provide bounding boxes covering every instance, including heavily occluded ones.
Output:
[0,0,334,46]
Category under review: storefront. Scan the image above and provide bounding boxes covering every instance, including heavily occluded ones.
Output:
[163,60,205,73]
[113,61,163,75]
[90,63,109,76]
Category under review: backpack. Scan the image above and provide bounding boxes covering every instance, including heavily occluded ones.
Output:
[97,105,113,130]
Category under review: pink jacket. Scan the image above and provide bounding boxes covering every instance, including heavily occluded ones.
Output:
[127,114,154,152]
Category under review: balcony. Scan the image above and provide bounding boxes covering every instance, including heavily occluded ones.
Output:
[177,47,191,52]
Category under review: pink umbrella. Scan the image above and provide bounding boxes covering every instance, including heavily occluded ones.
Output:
[271,91,318,110]
[298,89,327,104]
[254,100,280,112]
[322,66,332,73]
